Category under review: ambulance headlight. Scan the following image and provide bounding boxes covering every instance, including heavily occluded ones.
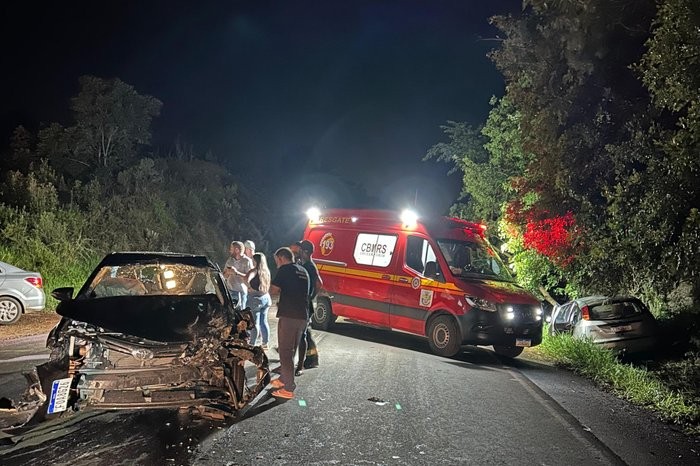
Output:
[465,296,498,313]
[306,207,321,223]
[400,209,418,228]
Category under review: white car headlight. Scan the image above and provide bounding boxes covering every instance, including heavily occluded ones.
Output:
[465,296,498,313]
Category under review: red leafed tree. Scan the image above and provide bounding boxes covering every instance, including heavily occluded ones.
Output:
[522,212,578,267]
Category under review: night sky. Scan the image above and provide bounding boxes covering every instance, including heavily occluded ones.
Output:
[1,0,521,217]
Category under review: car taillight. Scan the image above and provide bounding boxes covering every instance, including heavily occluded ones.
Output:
[25,277,43,288]
[581,305,590,320]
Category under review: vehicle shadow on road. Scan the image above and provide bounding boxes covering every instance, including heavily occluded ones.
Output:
[448,348,508,371]
[327,321,435,354]
[0,409,227,466]
[324,321,502,371]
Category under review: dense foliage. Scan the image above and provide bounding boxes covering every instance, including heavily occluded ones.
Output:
[427,0,700,313]
[0,76,256,304]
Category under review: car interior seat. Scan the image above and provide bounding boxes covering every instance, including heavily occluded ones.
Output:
[424,261,439,278]
[187,272,208,294]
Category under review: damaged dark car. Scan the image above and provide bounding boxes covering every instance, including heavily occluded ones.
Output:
[3,252,270,431]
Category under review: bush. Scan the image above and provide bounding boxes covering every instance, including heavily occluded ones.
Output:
[0,202,99,309]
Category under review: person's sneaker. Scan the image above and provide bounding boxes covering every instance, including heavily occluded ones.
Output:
[261,344,269,350]
[295,369,303,376]
[271,388,294,399]
[270,379,284,389]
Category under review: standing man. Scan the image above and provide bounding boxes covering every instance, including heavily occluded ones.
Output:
[269,247,309,399]
[224,241,254,309]
[295,240,323,375]
[244,240,256,259]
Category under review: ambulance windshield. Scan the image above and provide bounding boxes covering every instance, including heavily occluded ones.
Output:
[437,238,513,282]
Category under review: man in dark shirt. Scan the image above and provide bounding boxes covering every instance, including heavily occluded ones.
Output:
[295,240,323,374]
[269,247,309,399]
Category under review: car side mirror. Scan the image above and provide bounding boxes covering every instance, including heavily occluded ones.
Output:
[51,287,74,302]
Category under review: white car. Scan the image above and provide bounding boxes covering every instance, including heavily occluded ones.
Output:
[0,261,46,324]
[549,295,659,355]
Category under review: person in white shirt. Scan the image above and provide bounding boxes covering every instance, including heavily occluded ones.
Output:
[223,241,254,309]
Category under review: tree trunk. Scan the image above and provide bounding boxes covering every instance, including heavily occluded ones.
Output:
[539,285,559,306]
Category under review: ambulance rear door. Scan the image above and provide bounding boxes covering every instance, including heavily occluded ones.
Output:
[337,231,399,327]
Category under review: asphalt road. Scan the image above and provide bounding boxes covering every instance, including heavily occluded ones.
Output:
[0,319,698,465]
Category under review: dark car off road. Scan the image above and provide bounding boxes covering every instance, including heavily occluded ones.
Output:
[1,252,270,434]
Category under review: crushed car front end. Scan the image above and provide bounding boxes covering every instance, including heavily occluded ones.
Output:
[44,316,269,418]
[4,252,271,430]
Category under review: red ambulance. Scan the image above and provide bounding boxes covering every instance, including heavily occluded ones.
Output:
[303,209,543,358]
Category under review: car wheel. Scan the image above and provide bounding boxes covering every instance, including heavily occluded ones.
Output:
[427,315,461,357]
[311,297,335,330]
[493,345,524,358]
[0,297,22,325]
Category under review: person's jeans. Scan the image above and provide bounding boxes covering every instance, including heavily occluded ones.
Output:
[248,293,271,345]
[230,290,248,310]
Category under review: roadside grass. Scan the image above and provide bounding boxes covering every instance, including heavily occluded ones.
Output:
[537,327,700,434]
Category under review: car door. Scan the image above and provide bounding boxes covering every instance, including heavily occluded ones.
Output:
[390,235,443,334]
[551,302,576,334]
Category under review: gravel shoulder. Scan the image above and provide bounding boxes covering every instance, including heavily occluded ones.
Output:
[0,312,60,342]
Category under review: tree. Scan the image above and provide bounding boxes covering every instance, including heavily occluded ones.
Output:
[71,76,162,168]
[425,1,700,307]
[632,0,700,304]
[2,126,35,172]
[485,0,666,298]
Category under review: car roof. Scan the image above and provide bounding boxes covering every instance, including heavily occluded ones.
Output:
[98,252,216,268]
[0,261,27,273]
[575,295,641,306]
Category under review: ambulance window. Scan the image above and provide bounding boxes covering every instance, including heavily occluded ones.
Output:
[406,236,442,280]
[353,233,397,267]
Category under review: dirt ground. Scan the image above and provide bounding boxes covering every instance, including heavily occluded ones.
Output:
[0,312,60,340]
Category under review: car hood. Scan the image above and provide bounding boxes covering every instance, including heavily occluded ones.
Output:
[456,277,540,305]
[56,294,232,343]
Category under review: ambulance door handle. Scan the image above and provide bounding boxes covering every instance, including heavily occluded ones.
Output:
[398,277,409,283]
[381,274,391,280]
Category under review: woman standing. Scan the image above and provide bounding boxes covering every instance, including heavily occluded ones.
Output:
[245,252,272,349]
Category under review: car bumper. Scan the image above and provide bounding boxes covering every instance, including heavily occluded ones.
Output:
[458,309,543,347]
[593,335,657,354]
[23,293,46,312]
[14,284,46,312]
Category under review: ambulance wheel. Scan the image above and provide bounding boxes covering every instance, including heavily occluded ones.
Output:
[427,315,461,357]
[493,345,524,358]
[311,297,335,330]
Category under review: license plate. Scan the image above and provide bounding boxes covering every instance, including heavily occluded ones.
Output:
[47,377,73,414]
[611,325,632,333]
[515,338,532,347]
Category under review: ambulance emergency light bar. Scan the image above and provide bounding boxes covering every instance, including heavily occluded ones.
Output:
[306,207,418,228]
[400,209,418,228]
[306,206,321,223]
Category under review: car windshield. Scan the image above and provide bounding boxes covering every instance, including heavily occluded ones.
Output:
[590,300,644,320]
[83,262,220,298]
[437,238,514,282]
